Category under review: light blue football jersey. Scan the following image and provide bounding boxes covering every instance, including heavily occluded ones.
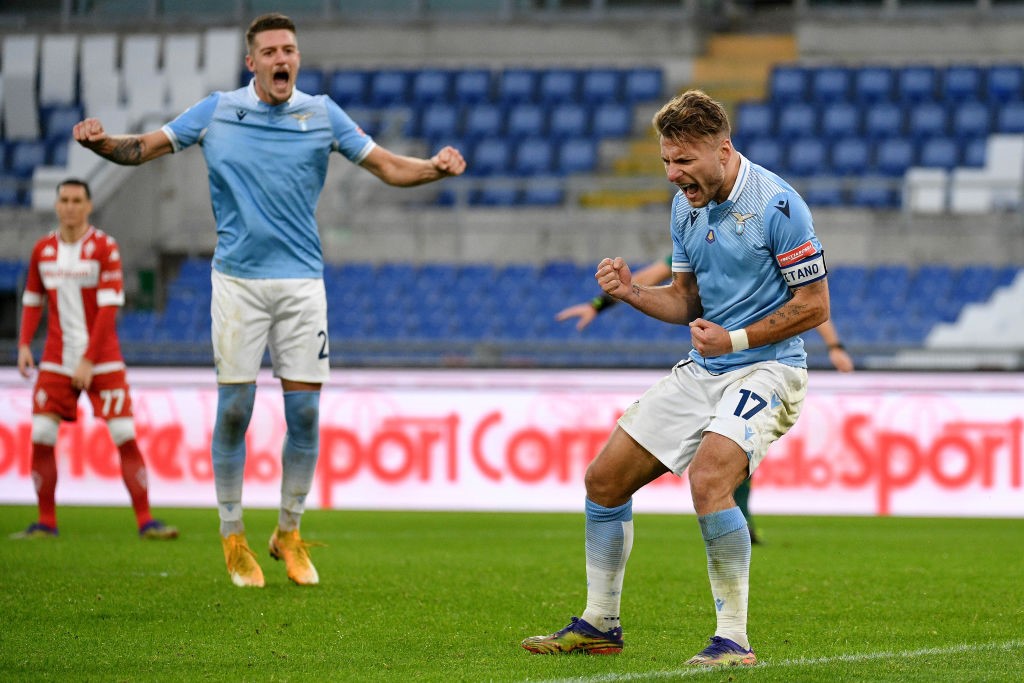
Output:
[162,80,376,279]
[671,155,826,373]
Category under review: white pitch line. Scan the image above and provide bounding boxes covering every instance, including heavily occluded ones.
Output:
[528,639,1024,683]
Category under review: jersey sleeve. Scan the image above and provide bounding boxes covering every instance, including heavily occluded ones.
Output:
[162,92,220,153]
[96,234,126,308]
[325,97,376,164]
[21,241,45,308]
[765,191,826,288]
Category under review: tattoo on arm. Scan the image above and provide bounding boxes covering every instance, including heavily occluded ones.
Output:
[108,137,143,165]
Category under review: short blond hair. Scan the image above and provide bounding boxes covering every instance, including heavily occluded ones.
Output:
[652,89,731,144]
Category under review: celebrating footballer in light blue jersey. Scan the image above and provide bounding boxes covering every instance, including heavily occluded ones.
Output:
[524,90,829,667]
[74,12,465,589]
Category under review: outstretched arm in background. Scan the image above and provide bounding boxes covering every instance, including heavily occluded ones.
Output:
[555,260,672,330]
[815,318,855,372]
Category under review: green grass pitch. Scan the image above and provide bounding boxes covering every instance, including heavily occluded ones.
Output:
[1,505,1022,682]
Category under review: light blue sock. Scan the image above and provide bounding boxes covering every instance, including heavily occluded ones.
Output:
[698,506,751,649]
[581,498,633,633]
[212,384,256,537]
[279,391,320,532]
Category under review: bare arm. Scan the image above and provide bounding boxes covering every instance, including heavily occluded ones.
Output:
[556,260,673,330]
[816,318,855,372]
[359,144,466,187]
[690,279,830,358]
[73,118,173,165]
[597,257,702,325]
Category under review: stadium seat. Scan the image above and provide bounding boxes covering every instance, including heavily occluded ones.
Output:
[744,137,784,169]
[962,136,987,167]
[48,140,69,167]
[831,137,872,176]
[462,103,504,140]
[591,103,632,138]
[853,65,895,104]
[498,68,538,104]
[874,138,917,176]
[941,64,983,103]
[506,103,546,139]
[329,71,368,106]
[734,101,774,138]
[557,137,598,175]
[810,66,851,104]
[452,69,492,104]
[39,34,78,107]
[770,64,807,102]
[906,101,948,140]
[996,101,1024,133]
[580,68,621,104]
[786,138,828,177]
[521,178,565,206]
[368,70,409,108]
[801,178,845,207]
[41,105,83,144]
[417,103,460,141]
[7,140,47,177]
[897,65,938,103]
[295,68,325,95]
[548,103,589,138]
[514,137,554,176]
[470,139,511,176]
[776,102,817,138]
[471,184,519,206]
[951,100,991,140]
[849,178,898,208]
[411,69,452,105]
[537,69,579,104]
[986,64,1024,103]
[820,101,860,138]
[863,101,904,139]
[918,136,960,169]
[0,175,23,206]
[622,67,663,102]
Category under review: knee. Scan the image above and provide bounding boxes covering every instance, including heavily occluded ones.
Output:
[215,384,256,442]
[584,462,623,508]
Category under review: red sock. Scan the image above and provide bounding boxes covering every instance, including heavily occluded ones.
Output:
[117,439,152,529]
[31,443,58,529]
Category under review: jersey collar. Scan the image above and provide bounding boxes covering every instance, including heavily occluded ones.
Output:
[246,78,297,107]
[706,154,749,220]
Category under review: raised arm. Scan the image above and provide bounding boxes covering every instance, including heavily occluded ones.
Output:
[597,256,702,325]
[556,259,673,331]
[358,144,466,187]
[73,118,173,166]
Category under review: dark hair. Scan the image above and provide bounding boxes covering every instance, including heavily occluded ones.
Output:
[57,178,91,199]
[246,13,296,52]
[652,89,731,145]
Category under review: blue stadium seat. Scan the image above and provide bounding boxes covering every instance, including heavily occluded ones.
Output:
[786,138,827,177]
[580,68,621,104]
[801,178,845,207]
[942,65,982,103]
[506,103,546,139]
[962,136,987,167]
[538,69,579,104]
[411,69,452,105]
[417,103,460,141]
[452,69,492,104]
[7,141,48,177]
[514,137,554,176]
[48,140,69,166]
[498,68,538,104]
[521,178,564,206]
[295,68,325,95]
[0,175,22,206]
[548,103,589,138]
[830,137,872,176]
[744,137,784,169]
[918,136,960,169]
[591,103,631,138]
[906,101,948,140]
[770,64,807,102]
[996,101,1024,133]
[330,71,368,106]
[776,102,817,137]
[819,101,860,138]
[368,70,409,107]
[470,139,511,176]
[810,66,851,103]
[622,67,662,102]
[897,65,938,103]
[471,184,519,206]
[734,101,774,138]
[41,105,83,144]
[462,102,504,140]
[853,65,895,104]
[951,100,991,140]
[849,178,899,208]
[863,102,904,139]
[874,138,916,176]
[557,137,597,175]
[986,64,1024,103]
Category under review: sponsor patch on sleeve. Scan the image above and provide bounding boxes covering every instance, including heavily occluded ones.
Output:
[776,240,819,267]
[780,252,827,287]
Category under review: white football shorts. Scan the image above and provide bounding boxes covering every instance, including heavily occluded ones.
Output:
[617,358,807,475]
[211,270,330,384]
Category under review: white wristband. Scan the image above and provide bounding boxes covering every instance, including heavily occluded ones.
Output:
[729,328,749,352]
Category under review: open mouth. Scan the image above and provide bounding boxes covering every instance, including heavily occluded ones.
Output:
[273,69,290,87]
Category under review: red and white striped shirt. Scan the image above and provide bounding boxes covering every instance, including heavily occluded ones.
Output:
[20,226,126,376]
